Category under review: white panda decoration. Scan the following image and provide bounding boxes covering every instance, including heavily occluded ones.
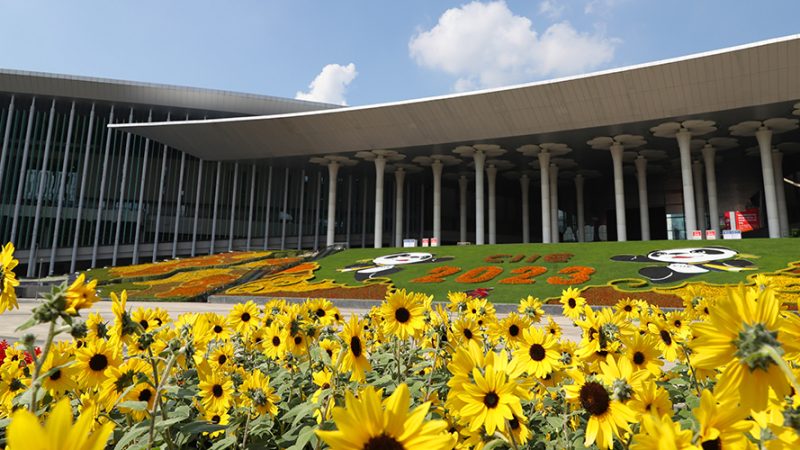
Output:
[610,246,756,283]
[339,252,454,281]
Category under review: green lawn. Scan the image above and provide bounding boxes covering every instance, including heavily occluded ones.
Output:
[312,239,799,302]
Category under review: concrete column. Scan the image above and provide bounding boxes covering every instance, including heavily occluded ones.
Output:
[432,160,443,244]
[755,128,780,238]
[297,169,306,250]
[132,110,151,264]
[70,103,95,273]
[314,171,322,250]
[634,156,650,241]
[346,175,353,247]
[373,155,386,248]
[262,166,273,250]
[280,167,289,250]
[49,101,76,275]
[171,152,186,257]
[486,164,498,244]
[10,97,36,245]
[702,146,719,235]
[210,161,222,254]
[772,150,789,237]
[676,130,697,237]
[191,160,203,256]
[538,151,551,243]
[326,161,339,246]
[692,160,706,234]
[473,150,486,245]
[458,175,468,242]
[361,177,368,248]
[153,142,169,262]
[549,164,559,243]
[394,168,405,247]
[575,174,585,242]
[112,109,135,265]
[92,105,115,267]
[610,143,627,242]
[228,163,239,251]
[246,164,256,250]
[27,99,56,277]
[520,174,530,243]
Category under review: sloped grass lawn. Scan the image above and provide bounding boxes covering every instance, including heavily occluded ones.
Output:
[313,239,799,302]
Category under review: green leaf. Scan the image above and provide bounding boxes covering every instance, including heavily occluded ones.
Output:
[209,435,237,449]
[179,421,228,435]
[15,316,39,332]
[113,423,150,450]
[287,425,316,450]
[118,400,149,411]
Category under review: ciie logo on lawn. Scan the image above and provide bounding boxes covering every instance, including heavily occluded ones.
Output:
[338,252,454,281]
[611,246,756,283]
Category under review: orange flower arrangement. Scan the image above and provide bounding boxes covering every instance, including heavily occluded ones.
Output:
[543,253,573,263]
[411,266,461,283]
[454,266,503,283]
[546,265,595,285]
[499,266,547,284]
[484,255,511,263]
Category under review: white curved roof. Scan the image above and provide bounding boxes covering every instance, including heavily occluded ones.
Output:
[111,35,800,161]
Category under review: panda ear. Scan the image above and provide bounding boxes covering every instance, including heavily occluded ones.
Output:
[706,245,733,251]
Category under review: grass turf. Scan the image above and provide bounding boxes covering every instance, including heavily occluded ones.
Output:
[312,238,799,302]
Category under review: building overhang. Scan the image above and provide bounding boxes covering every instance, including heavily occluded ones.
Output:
[110,35,800,161]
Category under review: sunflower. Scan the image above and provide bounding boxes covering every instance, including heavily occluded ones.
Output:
[229,300,260,335]
[98,357,150,411]
[41,344,78,395]
[512,327,561,378]
[380,289,427,340]
[306,298,340,326]
[319,338,341,363]
[316,383,454,450]
[518,295,545,323]
[628,379,672,418]
[598,354,649,402]
[108,290,136,346]
[693,389,752,450]
[458,362,525,435]
[464,297,496,327]
[6,397,114,450]
[240,370,280,416]
[0,242,20,313]
[203,313,231,341]
[450,316,483,347]
[64,273,100,316]
[565,374,638,450]
[209,342,235,370]
[287,330,310,356]
[199,405,230,438]
[614,298,640,320]
[691,284,791,411]
[622,333,663,376]
[198,363,234,413]
[447,291,470,312]
[340,315,371,382]
[490,313,531,347]
[629,413,695,450]
[648,317,681,362]
[131,307,156,332]
[560,287,586,320]
[120,382,157,421]
[75,338,121,388]
[85,313,109,340]
[263,323,288,360]
[545,316,562,339]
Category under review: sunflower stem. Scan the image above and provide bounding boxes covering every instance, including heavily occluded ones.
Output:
[241,410,251,449]
[681,344,702,398]
[504,419,520,450]
[423,334,441,402]
[147,350,179,450]
[394,339,402,382]
[28,319,57,412]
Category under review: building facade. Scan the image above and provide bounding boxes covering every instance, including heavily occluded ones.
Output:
[2,36,800,277]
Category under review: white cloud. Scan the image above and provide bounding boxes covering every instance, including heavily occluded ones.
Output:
[408,1,617,91]
[538,0,564,19]
[584,0,624,15]
[295,63,358,106]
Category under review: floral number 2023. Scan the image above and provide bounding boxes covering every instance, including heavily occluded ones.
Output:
[411,265,594,285]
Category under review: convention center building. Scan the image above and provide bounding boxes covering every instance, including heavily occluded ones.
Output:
[1,35,799,276]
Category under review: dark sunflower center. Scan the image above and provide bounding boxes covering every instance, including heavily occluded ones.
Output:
[701,438,721,450]
[660,329,673,346]
[568,298,576,308]
[139,320,149,330]
[509,416,520,430]
[322,383,331,389]
[49,369,62,381]
[213,325,223,333]
[579,381,610,416]
[508,324,520,337]
[218,355,227,365]
[363,433,405,450]
[211,414,221,424]
[394,307,411,323]
[326,349,333,358]
[529,343,546,361]
[623,305,632,312]
[483,392,500,409]
[272,336,281,346]
[633,351,645,365]
[89,354,109,372]
[241,312,251,322]
[316,308,326,317]
[138,388,153,402]
[294,336,302,345]
[350,336,363,357]
[212,384,223,397]
[463,328,473,340]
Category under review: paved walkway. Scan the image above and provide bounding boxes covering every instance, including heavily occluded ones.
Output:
[1,299,582,344]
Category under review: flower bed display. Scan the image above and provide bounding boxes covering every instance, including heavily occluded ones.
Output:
[3,240,800,449]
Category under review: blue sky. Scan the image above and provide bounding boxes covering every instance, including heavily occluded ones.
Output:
[1,1,798,106]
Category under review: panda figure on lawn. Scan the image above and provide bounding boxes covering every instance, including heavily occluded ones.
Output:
[610,246,756,283]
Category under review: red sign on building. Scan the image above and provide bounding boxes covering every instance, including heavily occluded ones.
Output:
[724,209,760,232]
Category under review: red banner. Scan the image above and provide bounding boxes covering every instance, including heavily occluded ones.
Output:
[724,209,760,232]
